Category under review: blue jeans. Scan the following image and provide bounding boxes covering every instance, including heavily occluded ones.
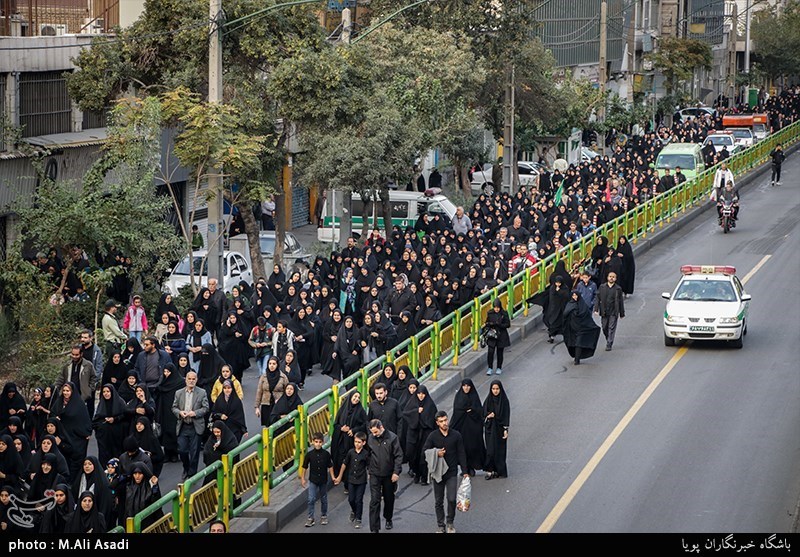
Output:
[130,331,143,342]
[177,423,201,476]
[307,481,328,519]
[256,354,270,376]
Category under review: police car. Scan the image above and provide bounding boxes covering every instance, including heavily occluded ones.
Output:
[662,265,751,349]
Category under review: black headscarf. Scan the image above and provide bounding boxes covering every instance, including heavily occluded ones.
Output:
[118,371,139,403]
[64,490,106,533]
[269,383,303,422]
[39,483,75,533]
[175,353,192,377]
[93,383,127,423]
[132,417,164,465]
[28,453,64,501]
[402,384,437,430]
[0,383,26,430]
[0,434,23,488]
[69,456,111,522]
[211,381,247,440]
[123,338,143,369]
[13,433,33,471]
[155,293,181,323]
[483,380,511,427]
[50,384,92,440]
[451,378,483,429]
[197,343,226,391]
[157,363,185,394]
[101,351,128,386]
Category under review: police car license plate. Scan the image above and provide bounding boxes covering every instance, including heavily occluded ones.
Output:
[689,326,714,332]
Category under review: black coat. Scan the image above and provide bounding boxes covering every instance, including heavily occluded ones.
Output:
[562,297,601,359]
[484,308,511,348]
[450,379,486,473]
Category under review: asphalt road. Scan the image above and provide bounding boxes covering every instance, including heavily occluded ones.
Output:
[277,154,800,533]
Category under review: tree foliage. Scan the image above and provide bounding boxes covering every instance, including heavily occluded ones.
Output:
[648,37,712,95]
[751,0,800,81]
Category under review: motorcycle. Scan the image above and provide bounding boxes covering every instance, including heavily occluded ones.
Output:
[719,199,735,233]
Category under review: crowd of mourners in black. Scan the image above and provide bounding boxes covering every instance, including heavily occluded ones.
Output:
[1,89,797,534]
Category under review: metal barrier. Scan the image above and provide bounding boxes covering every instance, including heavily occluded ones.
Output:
[129,489,179,533]
[124,120,800,533]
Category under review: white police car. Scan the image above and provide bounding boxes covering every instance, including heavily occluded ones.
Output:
[662,265,751,349]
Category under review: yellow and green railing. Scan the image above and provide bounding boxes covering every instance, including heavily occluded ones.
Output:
[122,119,799,532]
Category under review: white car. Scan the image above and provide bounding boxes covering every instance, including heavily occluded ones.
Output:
[162,250,254,296]
[728,127,755,149]
[674,107,716,123]
[703,133,739,155]
[662,265,751,349]
[581,147,600,162]
[470,161,542,195]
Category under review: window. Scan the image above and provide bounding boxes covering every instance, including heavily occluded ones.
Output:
[657,154,696,171]
[19,71,72,137]
[259,236,277,255]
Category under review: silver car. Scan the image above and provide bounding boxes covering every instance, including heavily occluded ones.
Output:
[228,231,312,272]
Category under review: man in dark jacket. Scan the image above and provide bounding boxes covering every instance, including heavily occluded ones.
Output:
[367,419,403,534]
[594,271,625,351]
[770,143,786,186]
[660,168,676,192]
[423,411,469,534]
[384,275,415,324]
[134,337,172,396]
[367,384,400,434]
[55,345,98,418]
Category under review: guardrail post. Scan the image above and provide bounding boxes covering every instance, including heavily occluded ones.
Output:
[296,408,307,478]
[432,321,440,380]
[177,482,188,533]
[523,267,531,316]
[453,308,461,365]
[219,453,231,527]
[331,382,341,418]
[506,278,514,319]
[126,516,135,534]
[472,298,480,351]
[262,427,271,505]
[410,335,419,376]
[358,366,369,401]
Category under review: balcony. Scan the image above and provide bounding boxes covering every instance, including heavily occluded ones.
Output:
[0,0,119,36]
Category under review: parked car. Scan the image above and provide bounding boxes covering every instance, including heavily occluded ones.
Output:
[228,231,312,272]
[162,250,253,296]
[727,127,755,149]
[674,107,716,123]
[469,161,542,195]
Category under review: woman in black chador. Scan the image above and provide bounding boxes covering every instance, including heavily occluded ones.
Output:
[450,379,486,476]
[483,380,510,480]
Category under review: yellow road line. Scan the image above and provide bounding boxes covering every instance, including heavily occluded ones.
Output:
[741,255,771,285]
[536,255,772,533]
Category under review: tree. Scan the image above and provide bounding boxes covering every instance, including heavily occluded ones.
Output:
[269,25,484,236]
[66,0,326,271]
[648,37,712,96]
[752,1,800,84]
[13,97,181,300]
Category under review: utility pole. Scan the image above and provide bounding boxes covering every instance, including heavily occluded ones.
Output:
[501,64,515,194]
[598,0,607,153]
[207,0,225,288]
[744,0,751,74]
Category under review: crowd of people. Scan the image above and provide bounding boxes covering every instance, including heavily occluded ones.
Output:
[1,89,797,534]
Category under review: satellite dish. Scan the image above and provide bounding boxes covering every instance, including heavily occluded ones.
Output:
[553,158,568,172]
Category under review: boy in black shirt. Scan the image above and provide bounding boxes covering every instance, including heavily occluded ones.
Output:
[301,432,335,527]
[336,431,369,528]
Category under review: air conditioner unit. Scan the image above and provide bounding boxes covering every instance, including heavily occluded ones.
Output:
[40,23,67,36]
[81,17,104,34]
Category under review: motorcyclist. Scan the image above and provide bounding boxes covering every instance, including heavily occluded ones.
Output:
[717,181,739,227]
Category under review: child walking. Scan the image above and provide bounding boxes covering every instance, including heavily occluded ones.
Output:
[301,431,336,527]
[335,431,369,528]
[123,295,149,342]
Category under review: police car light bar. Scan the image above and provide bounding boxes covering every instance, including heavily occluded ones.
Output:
[680,265,736,275]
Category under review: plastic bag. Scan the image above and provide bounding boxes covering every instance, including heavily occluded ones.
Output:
[456,475,471,512]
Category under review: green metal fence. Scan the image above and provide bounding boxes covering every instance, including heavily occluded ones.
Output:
[122,120,799,532]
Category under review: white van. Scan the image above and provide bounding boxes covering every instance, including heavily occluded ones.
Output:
[318,189,458,243]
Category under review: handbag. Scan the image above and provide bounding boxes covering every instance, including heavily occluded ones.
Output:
[152,420,162,438]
